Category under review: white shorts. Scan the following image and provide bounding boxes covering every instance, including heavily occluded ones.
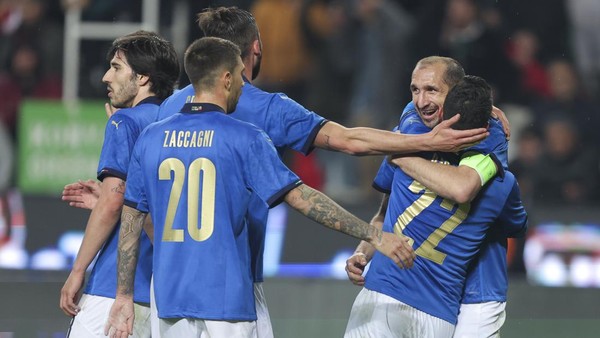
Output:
[254,282,274,338]
[159,317,257,338]
[66,293,151,338]
[453,302,506,338]
[150,280,272,338]
[344,288,455,338]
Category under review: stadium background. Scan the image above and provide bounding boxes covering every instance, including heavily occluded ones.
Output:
[1,0,600,337]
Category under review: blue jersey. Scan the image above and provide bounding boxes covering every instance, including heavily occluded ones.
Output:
[366,106,528,324]
[158,81,326,282]
[84,97,160,303]
[395,102,521,304]
[124,103,302,320]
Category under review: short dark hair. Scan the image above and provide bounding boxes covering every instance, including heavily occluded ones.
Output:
[107,30,180,99]
[443,75,492,130]
[184,37,241,91]
[416,56,465,88]
[197,7,259,59]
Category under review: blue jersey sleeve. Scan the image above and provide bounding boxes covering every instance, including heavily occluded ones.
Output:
[97,114,138,181]
[373,158,394,193]
[497,175,528,238]
[243,131,302,207]
[399,113,431,135]
[268,93,327,155]
[123,133,148,213]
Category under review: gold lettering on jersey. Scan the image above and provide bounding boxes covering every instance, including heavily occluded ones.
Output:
[162,130,215,148]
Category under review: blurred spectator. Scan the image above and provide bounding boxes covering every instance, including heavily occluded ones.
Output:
[347,0,414,130]
[505,29,551,105]
[566,0,600,99]
[346,0,415,200]
[0,44,61,141]
[493,0,569,62]
[533,116,600,205]
[300,0,354,123]
[0,0,63,77]
[509,126,543,206]
[531,59,600,146]
[438,0,518,104]
[251,0,311,102]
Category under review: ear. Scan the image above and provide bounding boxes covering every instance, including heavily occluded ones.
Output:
[251,39,261,57]
[224,71,232,91]
[137,74,150,87]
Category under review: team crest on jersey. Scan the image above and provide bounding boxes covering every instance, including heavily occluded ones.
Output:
[111,120,123,129]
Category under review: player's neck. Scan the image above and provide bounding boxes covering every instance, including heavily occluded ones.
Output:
[192,92,227,113]
[131,87,155,107]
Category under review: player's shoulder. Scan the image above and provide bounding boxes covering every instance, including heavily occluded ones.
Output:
[398,102,423,129]
[166,85,195,104]
[159,85,195,116]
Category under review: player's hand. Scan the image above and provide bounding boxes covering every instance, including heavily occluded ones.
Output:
[427,114,489,152]
[59,271,84,317]
[372,232,415,269]
[104,296,134,338]
[491,106,510,140]
[62,179,101,210]
[105,103,119,119]
[346,252,369,286]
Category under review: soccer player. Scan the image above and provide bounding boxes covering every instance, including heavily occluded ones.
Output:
[58,31,180,337]
[345,57,524,337]
[343,74,528,337]
[104,37,414,338]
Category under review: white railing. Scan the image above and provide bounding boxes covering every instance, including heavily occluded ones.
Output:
[62,0,160,101]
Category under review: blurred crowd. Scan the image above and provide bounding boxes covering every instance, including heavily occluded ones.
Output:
[1,0,600,209]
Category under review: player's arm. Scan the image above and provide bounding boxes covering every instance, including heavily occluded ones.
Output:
[391,152,498,204]
[105,205,146,337]
[498,178,528,238]
[59,176,125,317]
[346,193,389,286]
[312,115,487,155]
[284,184,415,269]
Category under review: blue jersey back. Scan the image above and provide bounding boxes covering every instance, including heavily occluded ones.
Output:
[158,81,326,282]
[124,103,302,320]
[85,97,160,303]
[395,102,518,304]
[366,167,526,324]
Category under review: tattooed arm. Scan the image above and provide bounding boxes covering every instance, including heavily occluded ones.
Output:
[284,184,415,269]
[60,177,126,317]
[105,205,146,336]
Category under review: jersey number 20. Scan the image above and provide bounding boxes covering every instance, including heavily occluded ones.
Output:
[159,157,216,242]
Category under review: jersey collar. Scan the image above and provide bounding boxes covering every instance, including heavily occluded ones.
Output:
[181,103,226,114]
[135,96,162,106]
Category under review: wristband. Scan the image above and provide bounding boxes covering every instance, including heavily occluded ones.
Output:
[459,152,497,186]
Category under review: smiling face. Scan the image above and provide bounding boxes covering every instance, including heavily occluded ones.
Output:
[102,50,139,109]
[410,62,451,129]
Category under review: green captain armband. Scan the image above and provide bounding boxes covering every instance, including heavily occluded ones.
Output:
[459,152,498,186]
